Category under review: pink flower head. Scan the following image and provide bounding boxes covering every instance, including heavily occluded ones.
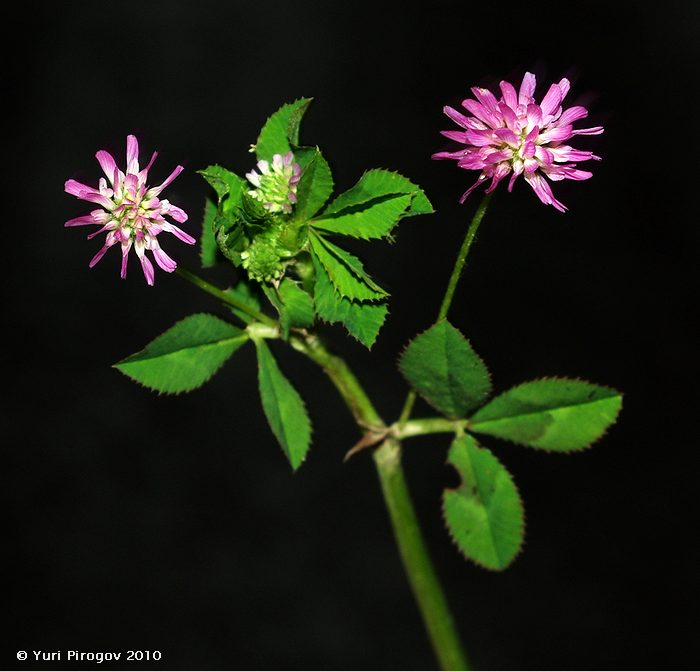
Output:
[433,72,604,212]
[65,135,195,285]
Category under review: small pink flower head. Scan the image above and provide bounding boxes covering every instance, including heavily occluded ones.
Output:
[246,151,302,214]
[65,135,195,285]
[433,73,604,212]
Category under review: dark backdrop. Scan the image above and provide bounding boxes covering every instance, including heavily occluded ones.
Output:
[8,1,697,669]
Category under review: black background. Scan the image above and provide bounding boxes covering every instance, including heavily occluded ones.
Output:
[8,1,697,669]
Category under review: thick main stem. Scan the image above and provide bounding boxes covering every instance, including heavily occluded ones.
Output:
[180,268,470,671]
[294,336,470,671]
[375,439,470,671]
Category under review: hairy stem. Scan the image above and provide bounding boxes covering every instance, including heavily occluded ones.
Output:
[437,192,493,321]
[398,192,493,426]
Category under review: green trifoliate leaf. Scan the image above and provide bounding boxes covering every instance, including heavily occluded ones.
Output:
[292,147,334,221]
[225,281,263,325]
[114,314,248,394]
[255,98,313,161]
[399,321,492,418]
[200,199,219,268]
[322,168,434,218]
[313,256,388,348]
[198,166,245,211]
[264,278,315,339]
[308,231,388,302]
[255,339,312,470]
[443,434,524,571]
[311,193,413,240]
[468,378,623,452]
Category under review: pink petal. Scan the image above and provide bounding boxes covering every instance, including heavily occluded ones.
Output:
[524,172,567,212]
[538,125,574,143]
[535,146,555,165]
[499,81,518,109]
[161,222,196,244]
[518,72,537,105]
[65,179,92,198]
[572,126,604,135]
[152,246,177,273]
[526,104,542,129]
[540,83,563,117]
[65,215,96,227]
[95,151,117,183]
[126,135,140,174]
[557,78,571,100]
[494,128,518,147]
[471,86,499,112]
[507,171,520,192]
[444,105,473,130]
[120,241,133,279]
[64,180,115,210]
[458,175,487,203]
[432,150,467,160]
[140,255,155,285]
[146,165,184,197]
[163,203,188,223]
[557,106,589,126]
[485,163,511,193]
[441,129,468,143]
[462,99,500,129]
[465,128,497,147]
[498,103,518,131]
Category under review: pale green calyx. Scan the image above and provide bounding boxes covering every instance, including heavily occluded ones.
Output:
[245,151,302,214]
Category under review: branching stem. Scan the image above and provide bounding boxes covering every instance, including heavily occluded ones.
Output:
[178,267,470,671]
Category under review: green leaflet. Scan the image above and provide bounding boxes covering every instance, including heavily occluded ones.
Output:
[399,321,492,418]
[443,434,524,571]
[468,378,623,452]
[264,278,315,339]
[225,281,263,325]
[255,339,312,470]
[198,165,245,212]
[114,314,248,394]
[313,256,387,348]
[311,193,413,240]
[292,147,334,221]
[255,98,313,160]
[308,230,388,302]
[200,199,219,268]
[321,169,433,217]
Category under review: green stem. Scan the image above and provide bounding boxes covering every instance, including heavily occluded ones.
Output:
[178,269,470,671]
[375,439,470,671]
[293,335,470,671]
[398,192,493,426]
[395,417,468,440]
[175,267,276,327]
[437,191,492,321]
[290,333,383,428]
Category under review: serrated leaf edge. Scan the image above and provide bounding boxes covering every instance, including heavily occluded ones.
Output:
[442,439,526,571]
[113,313,248,396]
[467,376,623,453]
[397,321,493,419]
